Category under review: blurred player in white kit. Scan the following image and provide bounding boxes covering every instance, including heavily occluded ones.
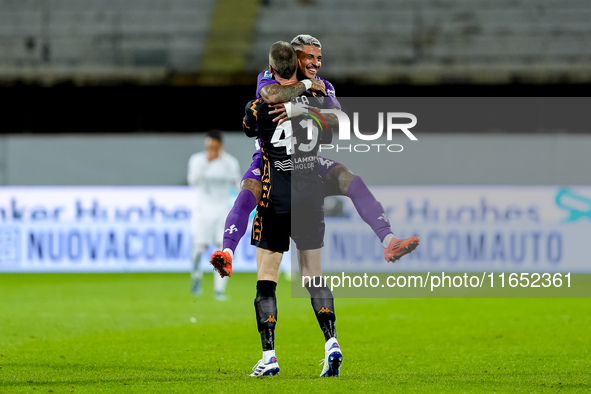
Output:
[187,130,241,300]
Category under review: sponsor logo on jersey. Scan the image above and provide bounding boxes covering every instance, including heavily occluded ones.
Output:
[318,307,333,314]
[274,159,294,171]
[378,213,390,223]
[263,70,273,79]
[327,89,335,96]
[224,224,238,234]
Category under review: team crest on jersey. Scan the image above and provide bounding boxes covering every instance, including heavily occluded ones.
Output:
[263,70,273,79]
[318,157,335,169]
[251,168,261,176]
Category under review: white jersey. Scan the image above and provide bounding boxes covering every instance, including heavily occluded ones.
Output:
[187,150,240,246]
[187,150,241,210]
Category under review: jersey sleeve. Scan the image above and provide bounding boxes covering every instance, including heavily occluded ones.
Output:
[256,70,279,99]
[319,77,341,109]
[243,99,260,138]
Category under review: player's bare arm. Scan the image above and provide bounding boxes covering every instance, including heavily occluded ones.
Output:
[260,78,326,105]
[271,103,339,126]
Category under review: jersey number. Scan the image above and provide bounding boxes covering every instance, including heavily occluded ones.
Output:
[270,119,318,154]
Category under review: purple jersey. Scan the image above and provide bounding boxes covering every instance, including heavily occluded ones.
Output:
[255,70,341,109]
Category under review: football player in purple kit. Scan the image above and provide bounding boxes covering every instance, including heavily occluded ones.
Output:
[210,34,419,278]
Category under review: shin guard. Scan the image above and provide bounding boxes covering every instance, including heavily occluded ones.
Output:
[254,280,278,351]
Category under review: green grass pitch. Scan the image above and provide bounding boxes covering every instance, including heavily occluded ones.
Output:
[1,273,590,393]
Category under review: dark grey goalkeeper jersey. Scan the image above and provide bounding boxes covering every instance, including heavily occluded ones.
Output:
[243,95,332,215]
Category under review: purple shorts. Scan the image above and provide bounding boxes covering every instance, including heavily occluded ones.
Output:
[317,155,341,179]
[241,150,263,183]
[241,151,341,183]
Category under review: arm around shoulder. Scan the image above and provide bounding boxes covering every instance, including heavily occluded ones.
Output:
[260,81,307,105]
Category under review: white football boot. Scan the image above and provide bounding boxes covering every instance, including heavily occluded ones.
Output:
[320,341,343,377]
[250,357,280,377]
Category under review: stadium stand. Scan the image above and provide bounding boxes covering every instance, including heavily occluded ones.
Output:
[0,0,216,84]
[0,0,590,85]
[248,0,591,84]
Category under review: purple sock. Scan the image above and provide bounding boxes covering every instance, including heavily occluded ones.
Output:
[346,176,392,242]
[223,189,258,253]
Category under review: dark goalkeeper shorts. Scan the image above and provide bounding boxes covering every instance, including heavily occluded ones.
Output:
[251,207,325,252]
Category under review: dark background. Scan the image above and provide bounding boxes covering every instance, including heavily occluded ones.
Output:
[3,83,589,133]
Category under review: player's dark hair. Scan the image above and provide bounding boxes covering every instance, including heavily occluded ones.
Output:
[290,34,322,51]
[206,129,223,143]
[269,41,297,79]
